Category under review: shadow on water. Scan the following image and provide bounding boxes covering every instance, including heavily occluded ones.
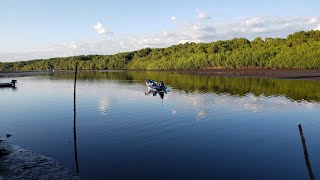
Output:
[0,86,18,92]
[73,63,80,176]
[11,87,17,92]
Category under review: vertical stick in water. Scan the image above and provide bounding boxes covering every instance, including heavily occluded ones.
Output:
[298,124,314,180]
[74,62,80,175]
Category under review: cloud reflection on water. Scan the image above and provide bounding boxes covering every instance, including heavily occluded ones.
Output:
[69,79,320,122]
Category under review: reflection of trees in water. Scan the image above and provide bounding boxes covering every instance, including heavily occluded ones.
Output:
[53,70,320,102]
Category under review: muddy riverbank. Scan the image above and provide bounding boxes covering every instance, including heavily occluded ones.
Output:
[0,140,79,180]
[177,69,320,80]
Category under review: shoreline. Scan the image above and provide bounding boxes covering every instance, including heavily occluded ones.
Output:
[0,69,320,80]
[177,69,320,80]
[0,140,79,179]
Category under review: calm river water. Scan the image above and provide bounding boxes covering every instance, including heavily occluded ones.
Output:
[1,70,320,179]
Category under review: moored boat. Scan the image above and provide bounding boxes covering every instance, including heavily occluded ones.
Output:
[0,80,17,87]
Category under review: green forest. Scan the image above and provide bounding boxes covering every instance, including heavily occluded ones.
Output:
[1,30,320,71]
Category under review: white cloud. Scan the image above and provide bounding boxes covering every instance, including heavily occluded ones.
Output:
[94,22,105,34]
[217,16,320,39]
[178,40,188,44]
[192,24,216,32]
[309,17,320,24]
[314,24,320,31]
[177,23,216,43]
[94,22,112,35]
[244,17,265,27]
[63,42,77,49]
[196,10,210,20]
[171,16,176,21]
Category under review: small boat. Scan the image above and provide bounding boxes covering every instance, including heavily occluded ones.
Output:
[145,80,167,91]
[0,80,17,87]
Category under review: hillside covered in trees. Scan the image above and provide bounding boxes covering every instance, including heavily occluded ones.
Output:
[1,30,320,71]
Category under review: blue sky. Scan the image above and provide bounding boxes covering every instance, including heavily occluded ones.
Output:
[1,0,319,62]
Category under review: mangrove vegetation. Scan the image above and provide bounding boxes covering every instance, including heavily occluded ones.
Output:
[1,30,320,70]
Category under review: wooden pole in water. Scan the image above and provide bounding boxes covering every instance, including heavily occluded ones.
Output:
[298,124,314,180]
[73,62,80,175]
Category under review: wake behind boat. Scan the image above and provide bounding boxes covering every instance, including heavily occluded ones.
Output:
[145,80,167,91]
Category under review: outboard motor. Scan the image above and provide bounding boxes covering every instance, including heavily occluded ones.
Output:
[11,80,17,87]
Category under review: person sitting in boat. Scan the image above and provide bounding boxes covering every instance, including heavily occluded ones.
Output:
[159,81,165,88]
[147,80,153,86]
[151,80,157,86]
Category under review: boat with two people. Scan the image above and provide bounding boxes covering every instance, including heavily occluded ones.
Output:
[145,80,167,99]
[145,80,167,91]
[0,80,17,88]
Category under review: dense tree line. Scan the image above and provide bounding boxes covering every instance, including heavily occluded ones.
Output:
[1,30,320,71]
